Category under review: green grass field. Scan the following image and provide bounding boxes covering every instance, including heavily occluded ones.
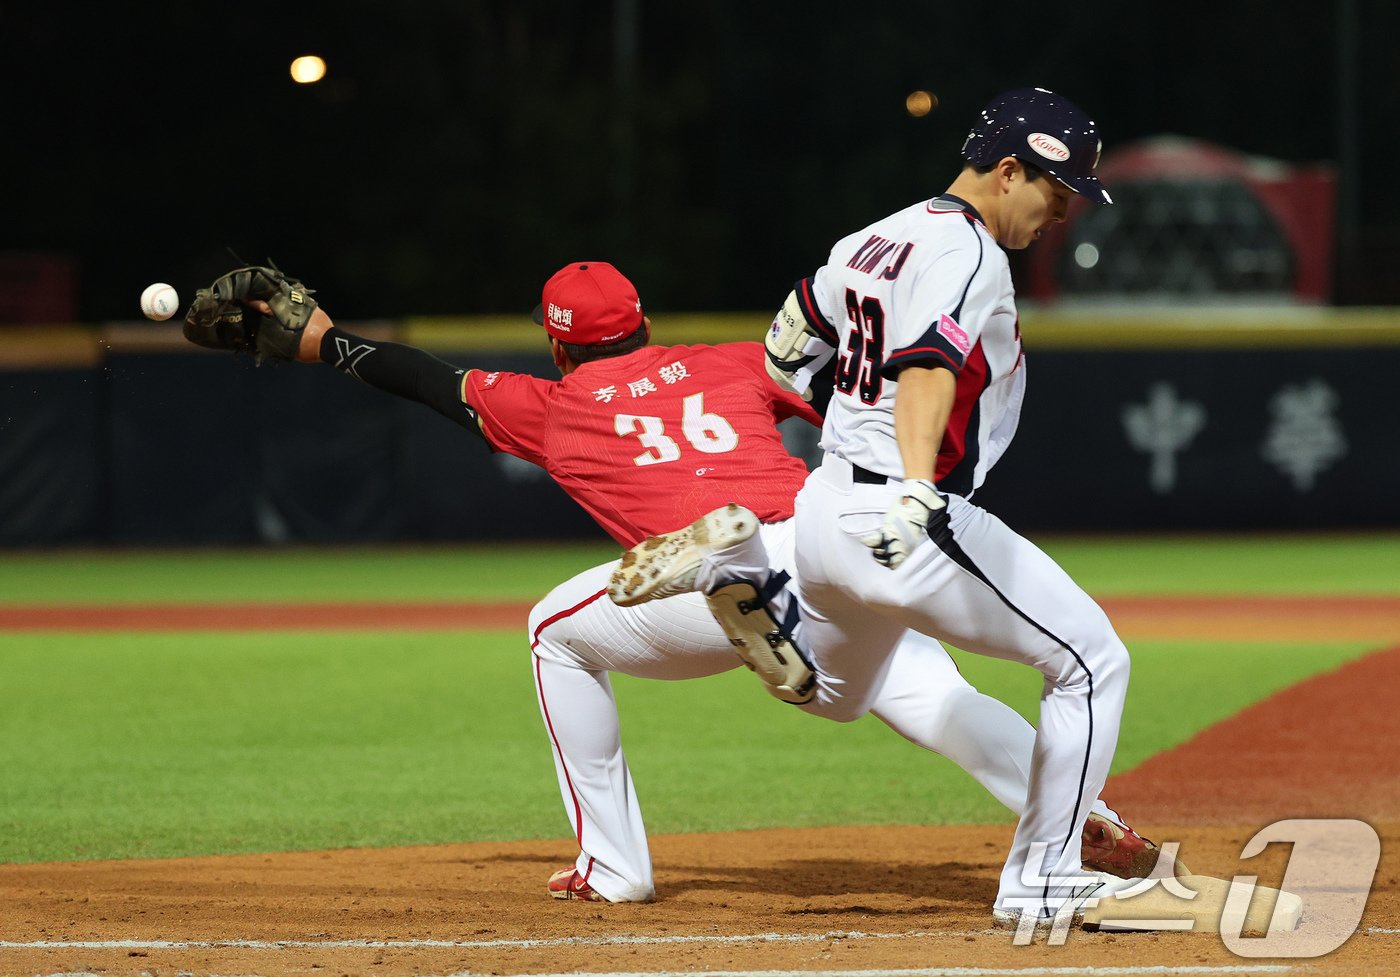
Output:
[4,532,1399,602]
[1,534,1396,864]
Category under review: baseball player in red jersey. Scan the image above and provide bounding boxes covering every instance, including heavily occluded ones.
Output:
[257,258,1158,905]
[617,90,1155,929]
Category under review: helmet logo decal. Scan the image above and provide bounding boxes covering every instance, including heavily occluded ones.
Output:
[1026,132,1070,162]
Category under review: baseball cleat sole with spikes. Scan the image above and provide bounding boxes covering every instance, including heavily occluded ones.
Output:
[706,578,815,704]
[607,503,759,607]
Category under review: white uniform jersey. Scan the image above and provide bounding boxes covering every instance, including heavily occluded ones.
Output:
[796,195,1026,497]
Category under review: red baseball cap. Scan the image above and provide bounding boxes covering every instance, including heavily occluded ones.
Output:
[531,262,644,345]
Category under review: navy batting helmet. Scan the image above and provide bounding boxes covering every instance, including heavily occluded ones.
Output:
[961,88,1111,205]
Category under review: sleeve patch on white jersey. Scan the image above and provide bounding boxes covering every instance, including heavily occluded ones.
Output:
[937,314,971,357]
[885,313,973,377]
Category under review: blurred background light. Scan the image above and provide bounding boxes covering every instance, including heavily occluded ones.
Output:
[905,90,937,118]
[290,55,327,85]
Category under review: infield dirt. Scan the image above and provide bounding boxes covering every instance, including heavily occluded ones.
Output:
[1,600,1397,976]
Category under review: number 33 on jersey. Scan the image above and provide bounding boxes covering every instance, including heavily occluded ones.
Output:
[461,342,820,546]
[804,196,1028,498]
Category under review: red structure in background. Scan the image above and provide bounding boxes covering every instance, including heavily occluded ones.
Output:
[0,253,77,325]
[1026,136,1337,303]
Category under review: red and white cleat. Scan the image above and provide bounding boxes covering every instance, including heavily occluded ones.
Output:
[547,867,611,902]
[1081,811,1186,879]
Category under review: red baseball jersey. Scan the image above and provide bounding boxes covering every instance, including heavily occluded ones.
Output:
[463,342,820,546]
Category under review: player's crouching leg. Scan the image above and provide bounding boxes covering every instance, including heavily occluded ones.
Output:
[527,583,658,904]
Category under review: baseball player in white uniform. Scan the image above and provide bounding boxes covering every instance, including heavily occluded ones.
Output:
[617,89,1143,927]
[223,258,1159,909]
[513,264,1158,904]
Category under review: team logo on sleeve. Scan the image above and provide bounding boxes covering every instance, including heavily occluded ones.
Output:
[937,314,971,356]
[482,371,501,388]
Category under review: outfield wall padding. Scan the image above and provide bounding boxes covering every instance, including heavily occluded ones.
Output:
[2,321,1396,545]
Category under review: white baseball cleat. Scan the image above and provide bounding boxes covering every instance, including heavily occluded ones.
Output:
[706,577,816,704]
[992,903,1090,932]
[608,503,759,606]
[992,874,1119,933]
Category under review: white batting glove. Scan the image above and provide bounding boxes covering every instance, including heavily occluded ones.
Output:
[861,479,947,570]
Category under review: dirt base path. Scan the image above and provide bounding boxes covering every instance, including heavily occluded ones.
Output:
[1106,643,1400,824]
[4,594,1399,639]
[1,821,1395,976]
[2,596,1397,975]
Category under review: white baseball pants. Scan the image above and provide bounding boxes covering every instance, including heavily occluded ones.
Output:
[529,518,1121,903]
[793,456,1131,914]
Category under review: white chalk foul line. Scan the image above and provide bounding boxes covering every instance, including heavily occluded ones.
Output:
[15,922,1396,949]
[4,931,956,951]
[10,963,1299,968]
[8,923,985,946]
[17,969,1298,977]
[8,931,985,951]
[435,968,1294,977]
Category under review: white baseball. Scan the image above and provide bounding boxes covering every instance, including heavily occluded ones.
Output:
[140,282,179,321]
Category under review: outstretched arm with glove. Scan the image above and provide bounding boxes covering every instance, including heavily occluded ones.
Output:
[861,364,954,570]
[183,264,482,433]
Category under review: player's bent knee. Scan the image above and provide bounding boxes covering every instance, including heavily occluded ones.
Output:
[527,600,574,665]
[799,692,872,724]
[527,598,552,637]
[1089,637,1131,696]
